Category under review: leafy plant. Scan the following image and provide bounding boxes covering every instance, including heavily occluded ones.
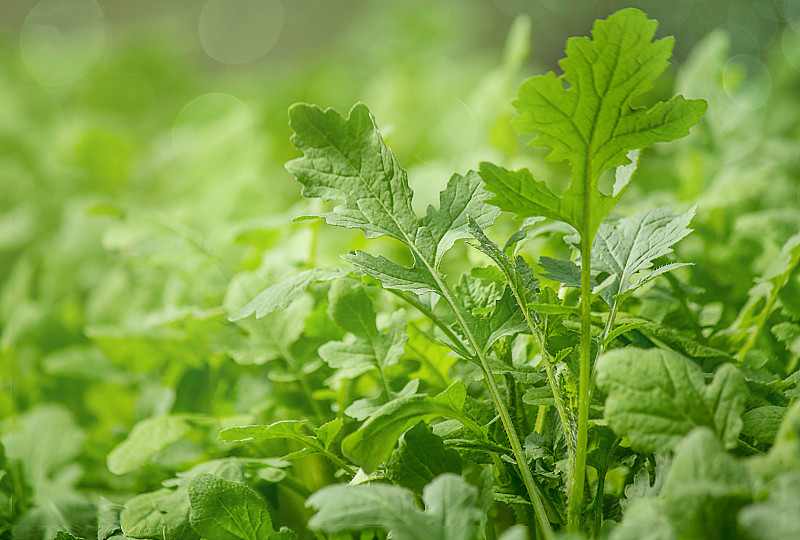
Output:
[3,4,800,540]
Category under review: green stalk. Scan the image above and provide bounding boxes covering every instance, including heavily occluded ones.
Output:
[435,282,554,540]
[568,206,594,532]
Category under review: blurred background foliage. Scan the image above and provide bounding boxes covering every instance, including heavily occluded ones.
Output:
[1,0,799,538]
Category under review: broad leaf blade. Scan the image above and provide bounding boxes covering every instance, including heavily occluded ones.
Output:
[188,474,277,540]
[308,474,481,540]
[596,348,748,452]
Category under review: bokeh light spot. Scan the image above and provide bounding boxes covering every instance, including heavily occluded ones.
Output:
[199,0,284,64]
[783,25,800,71]
[722,55,771,109]
[172,93,255,173]
[20,0,105,87]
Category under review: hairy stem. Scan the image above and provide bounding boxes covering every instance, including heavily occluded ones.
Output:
[568,222,593,532]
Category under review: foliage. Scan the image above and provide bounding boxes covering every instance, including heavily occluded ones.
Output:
[2,4,800,540]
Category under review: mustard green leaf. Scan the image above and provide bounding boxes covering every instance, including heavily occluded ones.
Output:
[596,348,748,452]
[188,474,278,540]
[385,422,462,494]
[307,474,482,540]
[341,383,470,472]
[107,415,194,475]
[592,207,695,304]
[120,486,197,540]
[738,471,800,540]
[229,267,348,321]
[286,103,498,294]
[480,8,705,238]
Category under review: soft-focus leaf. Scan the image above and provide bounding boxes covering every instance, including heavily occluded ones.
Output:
[308,474,482,540]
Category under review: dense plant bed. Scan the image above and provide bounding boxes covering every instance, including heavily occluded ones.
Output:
[3,7,800,540]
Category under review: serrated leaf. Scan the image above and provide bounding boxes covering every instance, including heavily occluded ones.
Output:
[385,422,462,494]
[307,474,482,540]
[286,103,498,293]
[741,406,785,445]
[229,267,347,321]
[541,207,694,306]
[341,383,471,472]
[218,420,326,461]
[188,473,279,540]
[482,9,705,240]
[592,207,695,304]
[319,281,408,380]
[596,348,748,452]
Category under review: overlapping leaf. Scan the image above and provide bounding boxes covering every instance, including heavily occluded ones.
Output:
[307,474,482,540]
[541,207,694,305]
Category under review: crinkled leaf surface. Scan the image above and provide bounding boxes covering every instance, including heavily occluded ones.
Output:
[286,103,499,293]
[307,474,482,540]
[480,8,705,238]
[385,422,462,494]
[188,473,279,540]
[596,348,748,452]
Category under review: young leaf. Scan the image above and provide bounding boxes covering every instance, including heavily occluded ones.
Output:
[188,473,283,540]
[480,8,706,238]
[318,280,407,380]
[307,474,483,540]
[540,207,694,306]
[596,348,748,452]
[218,420,328,461]
[229,267,348,321]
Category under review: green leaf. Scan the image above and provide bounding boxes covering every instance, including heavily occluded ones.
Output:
[286,103,498,292]
[218,420,324,460]
[738,471,800,540]
[229,267,348,321]
[590,207,694,304]
[121,486,198,540]
[188,473,279,540]
[319,281,407,379]
[742,406,785,446]
[341,383,472,472]
[107,415,194,475]
[596,348,748,452]
[540,207,694,306]
[658,428,752,539]
[385,422,462,494]
[480,8,705,238]
[307,474,482,540]
[613,428,751,540]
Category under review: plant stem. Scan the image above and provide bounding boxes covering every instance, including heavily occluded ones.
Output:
[568,224,593,532]
[435,281,554,540]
